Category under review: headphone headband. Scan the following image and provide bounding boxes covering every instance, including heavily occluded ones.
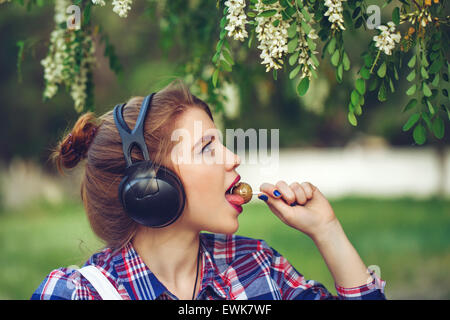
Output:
[113,93,155,167]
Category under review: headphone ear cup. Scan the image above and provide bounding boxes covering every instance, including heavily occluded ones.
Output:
[118,161,186,228]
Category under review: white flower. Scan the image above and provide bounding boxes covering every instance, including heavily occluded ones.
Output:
[373,21,401,55]
[255,0,290,72]
[324,0,346,31]
[112,0,132,18]
[41,0,97,111]
[92,0,106,6]
[224,0,249,42]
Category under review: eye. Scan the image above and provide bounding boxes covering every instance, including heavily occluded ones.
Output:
[202,141,213,153]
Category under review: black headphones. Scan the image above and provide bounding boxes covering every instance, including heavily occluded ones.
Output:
[113,93,186,228]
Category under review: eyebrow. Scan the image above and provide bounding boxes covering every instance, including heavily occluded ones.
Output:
[192,134,215,151]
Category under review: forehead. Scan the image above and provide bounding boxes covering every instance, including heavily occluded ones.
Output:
[175,107,216,137]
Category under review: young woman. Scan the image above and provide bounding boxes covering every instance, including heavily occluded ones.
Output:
[31,80,386,300]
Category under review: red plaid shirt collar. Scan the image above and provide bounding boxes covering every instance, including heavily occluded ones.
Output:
[110,234,229,300]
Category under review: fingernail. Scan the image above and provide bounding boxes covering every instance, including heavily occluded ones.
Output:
[258,194,268,202]
[273,190,281,197]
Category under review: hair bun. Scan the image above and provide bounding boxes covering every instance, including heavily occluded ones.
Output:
[52,112,99,173]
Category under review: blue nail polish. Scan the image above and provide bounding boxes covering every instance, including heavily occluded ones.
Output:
[258,194,268,201]
[273,190,281,197]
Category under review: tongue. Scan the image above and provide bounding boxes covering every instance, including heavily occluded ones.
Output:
[225,194,244,206]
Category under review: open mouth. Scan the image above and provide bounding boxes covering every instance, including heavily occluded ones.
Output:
[225,175,244,213]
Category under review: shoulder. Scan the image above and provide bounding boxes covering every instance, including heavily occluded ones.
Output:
[30,247,117,300]
[200,232,277,266]
[30,267,90,300]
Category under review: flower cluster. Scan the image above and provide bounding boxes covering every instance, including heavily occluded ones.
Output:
[92,0,106,6]
[112,0,133,18]
[92,0,133,18]
[324,0,346,31]
[41,0,96,112]
[294,9,319,80]
[224,0,249,42]
[0,0,11,4]
[255,1,290,72]
[373,22,401,55]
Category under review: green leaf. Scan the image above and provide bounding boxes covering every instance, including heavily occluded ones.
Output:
[289,52,299,66]
[432,117,445,139]
[287,22,297,38]
[406,84,416,96]
[421,112,433,131]
[355,78,365,95]
[413,124,426,145]
[273,69,278,80]
[348,111,357,126]
[216,39,224,52]
[406,70,416,82]
[351,90,360,106]
[423,82,432,97]
[378,82,387,102]
[429,59,443,74]
[342,10,353,29]
[354,103,362,116]
[288,37,298,54]
[421,54,429,67]
[222,49,234,66]
[336,64,343,83]
[262,0,278,4]
[220,59,232,72]
[402,113,420,131]
[420,66,429,79]
[327,37,336,55]
[212,69,219,88]
[392,7,400,25]
[360,67,370,80]
[342,52,350,71]
[431,74,439,87]
[389,78,395,93]
[402,99,418,113]
[301,20,312,34]
[377,62,387,78]
[259,9,277,17]
[426,99,435,115]
[331,50,340,67]
[408,55,416,68]
[289,65,301,79]
[301,8,311,22]
[297,77,310,96]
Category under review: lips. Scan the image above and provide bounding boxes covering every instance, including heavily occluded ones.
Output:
[225,175,244,213]
[226,175,241,193]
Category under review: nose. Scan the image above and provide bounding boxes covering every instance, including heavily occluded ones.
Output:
[224,147,241,171]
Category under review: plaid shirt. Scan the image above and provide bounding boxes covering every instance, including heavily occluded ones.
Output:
[31,232,386,300]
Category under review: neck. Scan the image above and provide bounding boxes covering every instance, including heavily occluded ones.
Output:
[131,224,201,297]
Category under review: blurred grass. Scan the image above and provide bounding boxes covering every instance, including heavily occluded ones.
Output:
[0,196,449,299]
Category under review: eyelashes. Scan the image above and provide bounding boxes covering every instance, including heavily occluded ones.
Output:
[201,140,213,153]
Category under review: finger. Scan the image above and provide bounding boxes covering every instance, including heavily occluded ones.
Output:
[275,180,297,206]
[290,182,307,205]
[258,191,292,224]
[259,182,282,200]
[300,182,314,200]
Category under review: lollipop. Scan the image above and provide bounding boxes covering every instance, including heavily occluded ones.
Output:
[230,182,257,204]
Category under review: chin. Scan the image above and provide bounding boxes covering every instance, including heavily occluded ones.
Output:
[205,215,239,235]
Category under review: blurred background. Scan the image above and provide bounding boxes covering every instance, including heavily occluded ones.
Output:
[0,0,449,299]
